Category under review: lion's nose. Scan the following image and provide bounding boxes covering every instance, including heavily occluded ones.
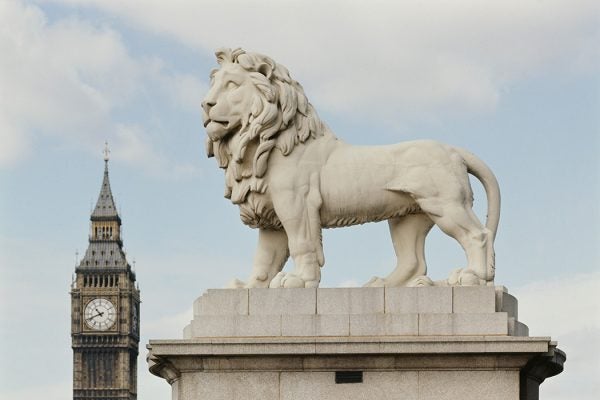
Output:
[202,100,216,112]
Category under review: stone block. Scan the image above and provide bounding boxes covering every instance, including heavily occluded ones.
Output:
[418,370,519,400]
[416,287,453,313]
[249,288,316,315]
[317,288,384,315]
[453,286,496,313]
[202,356,304,371]
[302,355,396,370]
[387,287,455,314]
[281,314,349,336]
[182,371,280,400]
[280,371,418,400]
[496,288,518,320]
[194,289,248,316]
[191,315,281,337]
[182,323,192,339]
[508,317,529,337]
[191,315,237,337]
[349,314,418,336]
[385,287,418,314]
[418,313,508,336]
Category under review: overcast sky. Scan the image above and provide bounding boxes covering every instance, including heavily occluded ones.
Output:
[0,1,598,399]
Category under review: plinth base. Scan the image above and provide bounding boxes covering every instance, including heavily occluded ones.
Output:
[147,287,565,400]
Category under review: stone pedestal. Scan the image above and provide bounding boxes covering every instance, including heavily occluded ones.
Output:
[147,287,565,400]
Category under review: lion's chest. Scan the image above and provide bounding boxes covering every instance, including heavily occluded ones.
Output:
[237,192,282,230]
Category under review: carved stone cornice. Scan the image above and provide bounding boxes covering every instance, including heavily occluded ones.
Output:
[147,352,181,385]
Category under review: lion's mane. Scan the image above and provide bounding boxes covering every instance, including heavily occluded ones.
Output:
[206,48,326,228]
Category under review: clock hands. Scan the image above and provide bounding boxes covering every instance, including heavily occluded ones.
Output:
[84,300,116,330]
[86,309,104,321]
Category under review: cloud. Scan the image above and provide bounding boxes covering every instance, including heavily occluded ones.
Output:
[162,73,207,113]
[46,0,599,121]
[0,111,30,168]
[0,1,134,162]
[513,273,600,400]
[143,306,192,339]
[513,272,600,336]
[0,1,205,176]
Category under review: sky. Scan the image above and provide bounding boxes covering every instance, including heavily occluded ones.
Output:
[0,0,598,399]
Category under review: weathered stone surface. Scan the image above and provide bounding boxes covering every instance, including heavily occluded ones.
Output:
[453,286,496,313]
[496,287,518,319]
[194,289,248,316]
[317,288,384,315]
[152,286,554,399]
[279,371,418,400]
[508,317,529,337]
[187,287,528,338]
[349,314,418,336]
[249,288,316,315]
[418,370,519,400]
[148,336,561,400]
[281,314,349,336]
[182,324,192,339]
[417,287,453,313]
[418,313,508,336]
[191,315,281,337]
[182,371,280,400]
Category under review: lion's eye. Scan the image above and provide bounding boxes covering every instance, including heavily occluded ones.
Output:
[226,81,239,89]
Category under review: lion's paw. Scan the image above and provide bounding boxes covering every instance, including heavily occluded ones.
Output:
[268,272,284,288]
[269,272,312,288]
[363,276,386,287]
[407,275,434,287]
[447,268,487,286]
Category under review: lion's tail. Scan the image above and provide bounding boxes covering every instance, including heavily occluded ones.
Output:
[454,147,501,281]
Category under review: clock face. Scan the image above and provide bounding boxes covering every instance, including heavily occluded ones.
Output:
[84,298,116,331]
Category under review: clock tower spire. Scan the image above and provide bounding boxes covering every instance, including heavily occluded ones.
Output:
[71,144,140,400]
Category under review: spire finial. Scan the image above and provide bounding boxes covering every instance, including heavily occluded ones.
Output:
[103,141,110,164]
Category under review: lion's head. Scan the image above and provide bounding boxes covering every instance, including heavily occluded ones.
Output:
[202,48,324,203]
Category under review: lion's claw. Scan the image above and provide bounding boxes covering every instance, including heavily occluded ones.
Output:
[407,275,434,287]
[447,268,488,286]
[269,272,315,288]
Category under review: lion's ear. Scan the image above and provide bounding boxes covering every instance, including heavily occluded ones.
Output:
[257,63,273,79]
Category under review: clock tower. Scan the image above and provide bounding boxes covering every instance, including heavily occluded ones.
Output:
[71,144,140,400]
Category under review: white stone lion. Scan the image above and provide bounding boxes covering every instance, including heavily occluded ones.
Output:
[202,48,500,288]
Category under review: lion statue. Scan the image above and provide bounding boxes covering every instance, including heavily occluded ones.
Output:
[202,48,500,289]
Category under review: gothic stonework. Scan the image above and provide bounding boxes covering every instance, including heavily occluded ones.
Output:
[71,146,140,400]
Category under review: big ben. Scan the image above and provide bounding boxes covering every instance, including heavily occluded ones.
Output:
[71,144,140,400]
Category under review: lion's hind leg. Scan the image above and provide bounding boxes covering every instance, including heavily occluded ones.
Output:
[419,199,493,285]
[364,213,434,287]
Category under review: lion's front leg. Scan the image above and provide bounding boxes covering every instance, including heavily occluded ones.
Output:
[269,182,323,288]
[228,229,289,288]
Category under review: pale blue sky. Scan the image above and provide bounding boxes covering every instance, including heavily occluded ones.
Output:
[0,1,598,399]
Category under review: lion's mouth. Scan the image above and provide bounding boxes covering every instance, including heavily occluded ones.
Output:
[204,119,229,129]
